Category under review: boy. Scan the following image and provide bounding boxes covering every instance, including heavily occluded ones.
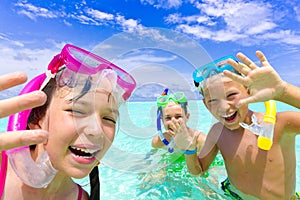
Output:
[177,51,300,199]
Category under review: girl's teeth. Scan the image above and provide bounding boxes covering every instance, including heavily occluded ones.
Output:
[73,147,98,154]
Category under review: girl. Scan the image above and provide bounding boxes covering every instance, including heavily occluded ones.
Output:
[0,44,136,200]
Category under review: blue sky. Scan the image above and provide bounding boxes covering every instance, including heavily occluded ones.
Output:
[1,0,300,100]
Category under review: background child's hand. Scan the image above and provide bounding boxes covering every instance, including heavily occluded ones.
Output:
[224,51,286,107]
[170,118,197,150]
[0,72,49,150]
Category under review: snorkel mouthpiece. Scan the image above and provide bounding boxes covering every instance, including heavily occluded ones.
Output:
[257,100,276,150]
[240,100,276,151]
[6,146,58,188]
[262,100,276,124]
[3,74,58,188]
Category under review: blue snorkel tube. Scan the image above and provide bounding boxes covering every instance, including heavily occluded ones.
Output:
[157,109,175,153]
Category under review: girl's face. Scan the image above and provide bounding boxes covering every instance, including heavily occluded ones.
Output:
[162,102,189,131]
[203,76,250,130]
[39,85,118,179]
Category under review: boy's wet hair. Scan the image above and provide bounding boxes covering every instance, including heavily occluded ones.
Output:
[194,71,242,98]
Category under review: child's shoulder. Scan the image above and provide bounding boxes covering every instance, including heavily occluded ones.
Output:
[206,122,224,142]
[210,121,225,131]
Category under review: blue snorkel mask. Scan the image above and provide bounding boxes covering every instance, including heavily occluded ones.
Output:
[193,55,239,97]
[156,88,188,153]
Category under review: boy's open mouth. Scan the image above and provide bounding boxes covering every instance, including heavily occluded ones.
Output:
[223,111,238,122]
[69,146,98,158]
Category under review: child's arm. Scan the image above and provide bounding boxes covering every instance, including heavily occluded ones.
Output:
[184,125,219,175]
[225,51,300,109]
[151,134,166,148]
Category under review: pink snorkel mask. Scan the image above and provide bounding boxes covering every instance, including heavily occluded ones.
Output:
[43,44,136,100]
[1,44,136,189]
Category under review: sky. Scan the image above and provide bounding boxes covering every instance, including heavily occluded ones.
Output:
[1,0,300,100]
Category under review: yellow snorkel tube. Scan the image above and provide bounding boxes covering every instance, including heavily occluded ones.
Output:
[257,100,276,150]
[240,100,276,151]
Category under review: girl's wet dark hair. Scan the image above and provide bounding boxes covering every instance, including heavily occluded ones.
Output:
[27,76,100,200]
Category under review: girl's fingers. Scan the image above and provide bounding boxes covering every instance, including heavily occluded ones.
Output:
[0,72,27,91]
[0,91,47,118]
[0,130,49,150]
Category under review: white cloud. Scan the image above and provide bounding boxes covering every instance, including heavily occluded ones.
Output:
[246,21,277,35]
[86,8,114,21]
[15,3,58,20]
[72,8,142,32]
[193,0,276,35]
[140,0,182,9]
[14,3,141,32]
[63,19,72,27]
[294,6,300,22]
[116,51,178,68]
[71,14,98,25]
[115,15,141,32]
[212,29,247,42]
[0,34,25,47]
[176,24,247,42]
[0,40,63,78]
[258,30,300,45]
[164,0,300,46]
[165,13,214,25]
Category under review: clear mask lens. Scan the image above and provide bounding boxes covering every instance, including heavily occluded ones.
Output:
[71,69,121,162]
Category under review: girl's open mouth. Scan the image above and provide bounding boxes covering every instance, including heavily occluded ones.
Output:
[69,146,98,158]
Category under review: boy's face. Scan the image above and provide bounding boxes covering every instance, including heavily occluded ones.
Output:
[202,76,249,130]
[39,77,119,179]
[162,102,189,131]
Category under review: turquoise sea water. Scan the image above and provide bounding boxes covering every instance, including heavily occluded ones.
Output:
[1,100,299,199]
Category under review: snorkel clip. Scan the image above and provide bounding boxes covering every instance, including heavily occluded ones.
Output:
[240,100,276,151]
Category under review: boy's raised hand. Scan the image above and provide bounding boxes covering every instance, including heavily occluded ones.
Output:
[224,51,286,107]
[0,72,49,150]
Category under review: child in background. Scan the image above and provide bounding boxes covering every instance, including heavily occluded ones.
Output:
[178,51,300,199]
[152,89,206,153]
[144,90,227,199]
[0,44,136,200]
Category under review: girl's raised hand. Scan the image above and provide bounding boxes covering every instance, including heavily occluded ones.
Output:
[0,72,49,150]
